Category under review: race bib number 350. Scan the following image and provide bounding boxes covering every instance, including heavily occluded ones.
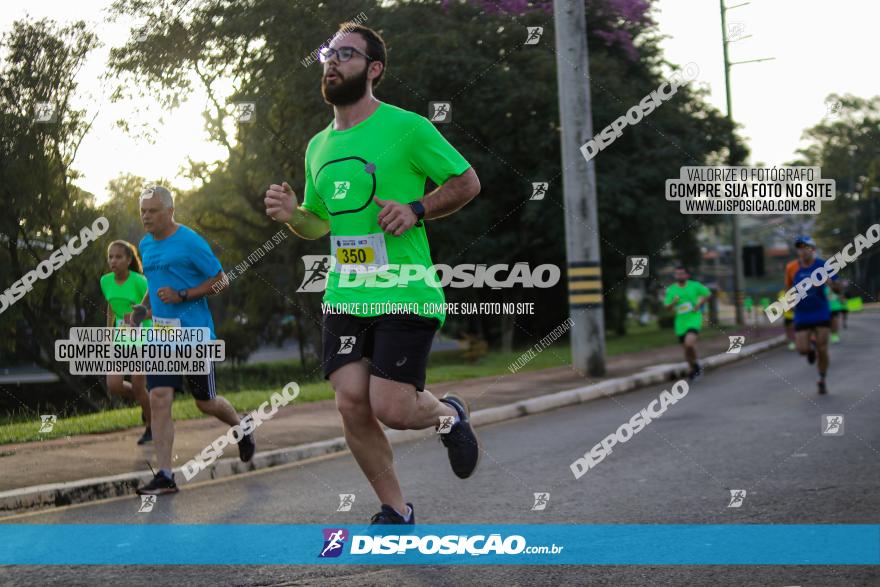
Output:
[337,247,374,264]
[331,233,388,273]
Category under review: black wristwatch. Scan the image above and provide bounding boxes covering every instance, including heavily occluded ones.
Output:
[177,288,189,301]
[409,200,425,227]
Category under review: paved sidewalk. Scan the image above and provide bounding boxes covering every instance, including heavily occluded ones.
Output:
[0,326,782,494]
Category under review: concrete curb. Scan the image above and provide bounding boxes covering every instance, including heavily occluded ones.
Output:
[0,335,786,516]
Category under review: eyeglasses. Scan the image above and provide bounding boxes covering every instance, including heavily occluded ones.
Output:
[318,46,373,63]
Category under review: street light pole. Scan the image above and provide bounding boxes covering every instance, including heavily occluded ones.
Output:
[720,0,746,326]
[553,0,606,376]
[718,0,774,325]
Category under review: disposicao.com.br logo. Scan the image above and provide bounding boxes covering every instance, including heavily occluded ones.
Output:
[318,529,563,558]
[296,257,561,291]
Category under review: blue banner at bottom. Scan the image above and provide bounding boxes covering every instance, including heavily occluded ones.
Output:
[1,525,878,565]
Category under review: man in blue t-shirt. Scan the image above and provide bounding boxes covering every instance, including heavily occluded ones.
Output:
[790,235,844,395]
[135,186,255,495]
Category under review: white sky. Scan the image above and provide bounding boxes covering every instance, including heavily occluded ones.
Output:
[2,0,876,203]
[1,0,227,203]
[653,0,878,165]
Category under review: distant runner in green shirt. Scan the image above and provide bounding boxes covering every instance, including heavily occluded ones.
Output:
[99,240,152,445]
[827,286,846,344]
[264,22,482,526]
[664,265,711,381]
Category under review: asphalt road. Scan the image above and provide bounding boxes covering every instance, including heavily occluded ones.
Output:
[3,313,879,586]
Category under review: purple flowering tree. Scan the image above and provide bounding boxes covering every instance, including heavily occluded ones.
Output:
[446,0,653,60]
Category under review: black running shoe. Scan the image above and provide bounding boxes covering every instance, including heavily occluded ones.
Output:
[137,472,178,495]
[238,427,255,462]
[439,394,481,479]
[817,380,827,395]
[369,503,415,525]
[137,427,152,445]
[688,363,703,382]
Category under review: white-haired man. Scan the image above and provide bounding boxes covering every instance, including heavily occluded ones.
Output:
[135,186,255,495]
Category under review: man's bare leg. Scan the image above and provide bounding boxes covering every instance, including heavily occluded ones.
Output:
[332,360,409,516]
[149,386,174,471]
[683,332,698,368]
[815,327,830,376]
[795,329,813,357]
[369,375,457,431]
[194,396,241,427]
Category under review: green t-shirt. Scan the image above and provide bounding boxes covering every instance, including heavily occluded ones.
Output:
[301,102,471,327]
[827,287,844,311]
[100,271,152,328]
[664,280,711,336]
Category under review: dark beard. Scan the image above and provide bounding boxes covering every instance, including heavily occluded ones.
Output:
[321,65,369,106]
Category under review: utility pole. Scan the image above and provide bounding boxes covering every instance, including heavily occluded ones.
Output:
[719,0,774,325]
[553,0,605,376]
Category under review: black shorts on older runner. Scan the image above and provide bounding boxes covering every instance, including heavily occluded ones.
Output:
[147,364,217,400]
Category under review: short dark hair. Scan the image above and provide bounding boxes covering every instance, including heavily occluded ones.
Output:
[674,265,688,272]
[338,22,387,87]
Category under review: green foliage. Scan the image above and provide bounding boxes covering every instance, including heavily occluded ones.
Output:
[103,0,739,349]
[0,18,109,409]
[1,1,744,417]
[792,94,880,299]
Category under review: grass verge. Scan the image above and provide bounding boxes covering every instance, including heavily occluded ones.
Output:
[0,323,725,444]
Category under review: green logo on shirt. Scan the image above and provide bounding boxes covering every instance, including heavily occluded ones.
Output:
[332,181,350,199]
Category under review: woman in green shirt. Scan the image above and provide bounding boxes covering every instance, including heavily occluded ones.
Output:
[100,240,153,445]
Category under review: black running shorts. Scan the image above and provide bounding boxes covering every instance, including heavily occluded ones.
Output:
[322,313,439,391]
[795,320,831,332]
[147,364,217,401]
[677,328,700,344]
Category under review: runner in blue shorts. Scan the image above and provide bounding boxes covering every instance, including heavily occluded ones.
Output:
[135,186,255,495]
[790,235,844,395]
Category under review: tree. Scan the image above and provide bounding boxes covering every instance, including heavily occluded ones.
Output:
[0,18,106,409]
[793,94,880,299]
[105,0,742,352]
